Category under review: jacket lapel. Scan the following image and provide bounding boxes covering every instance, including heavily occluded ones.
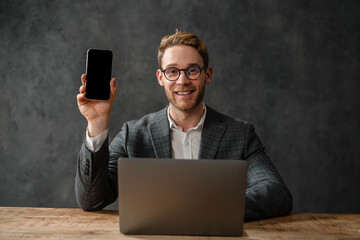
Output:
[198,106,227,159]
[148,107,172,158]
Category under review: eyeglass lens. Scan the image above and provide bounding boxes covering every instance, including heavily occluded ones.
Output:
[164,66,201,81]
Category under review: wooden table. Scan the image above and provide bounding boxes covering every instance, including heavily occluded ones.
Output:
[0,207,359,239]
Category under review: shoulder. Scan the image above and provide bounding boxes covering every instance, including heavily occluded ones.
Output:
[125,107,168,128]
[206,105,252,128]
[205,106,259,142]
[115,107,168,142]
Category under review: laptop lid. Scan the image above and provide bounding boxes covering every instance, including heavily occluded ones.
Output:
[118,158,248,236]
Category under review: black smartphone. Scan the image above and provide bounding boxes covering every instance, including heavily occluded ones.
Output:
[85,49,113,100]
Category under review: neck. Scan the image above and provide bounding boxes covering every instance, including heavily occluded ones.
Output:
[169,103,205,132]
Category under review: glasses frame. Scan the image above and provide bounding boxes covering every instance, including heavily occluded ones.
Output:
[160,66,207,81]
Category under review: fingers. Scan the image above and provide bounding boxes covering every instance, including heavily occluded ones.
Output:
[81,74,86,85]
[79,74,87,94]
[79,84,86,94]
[78,74,88,105]
[77,92,87,106]
[77,93,84,101]
[110,77,117,92]
[109,77,117,101]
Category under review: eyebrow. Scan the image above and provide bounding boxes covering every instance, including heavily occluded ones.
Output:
[164,63,201,68]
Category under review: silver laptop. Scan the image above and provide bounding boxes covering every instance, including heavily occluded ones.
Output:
[118,158,248,236]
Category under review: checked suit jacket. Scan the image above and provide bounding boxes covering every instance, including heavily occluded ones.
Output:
[75,105,292,221]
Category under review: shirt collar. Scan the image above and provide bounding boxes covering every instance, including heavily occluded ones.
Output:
[167,104,207,131]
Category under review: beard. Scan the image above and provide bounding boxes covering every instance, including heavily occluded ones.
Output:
[165,81,206,112]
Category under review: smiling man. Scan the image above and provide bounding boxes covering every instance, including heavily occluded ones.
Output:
[157,44,211,133]
[76,30,292,220]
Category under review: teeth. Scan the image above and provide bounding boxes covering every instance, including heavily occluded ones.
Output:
[177,91,191,95]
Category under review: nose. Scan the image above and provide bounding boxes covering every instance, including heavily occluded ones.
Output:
[176,70,190,85]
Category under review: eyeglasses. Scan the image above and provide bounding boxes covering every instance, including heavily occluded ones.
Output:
[160,66,206,81]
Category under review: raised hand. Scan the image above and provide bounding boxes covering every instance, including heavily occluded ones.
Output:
[77,74,117,137]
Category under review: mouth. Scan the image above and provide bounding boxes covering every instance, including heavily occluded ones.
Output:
[175,90,195,96]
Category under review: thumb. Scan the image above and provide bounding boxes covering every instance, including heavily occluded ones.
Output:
[109,77,117,101]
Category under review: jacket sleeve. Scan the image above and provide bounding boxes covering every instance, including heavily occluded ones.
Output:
[75,124,129,211]
[244,124,293,221]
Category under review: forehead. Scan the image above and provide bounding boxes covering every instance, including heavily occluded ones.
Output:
[162,45,203,67]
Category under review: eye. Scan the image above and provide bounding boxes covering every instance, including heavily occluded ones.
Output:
[187,66,200,75]
[165,68,179,76]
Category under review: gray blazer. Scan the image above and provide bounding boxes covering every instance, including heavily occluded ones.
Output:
[75,106,292,220]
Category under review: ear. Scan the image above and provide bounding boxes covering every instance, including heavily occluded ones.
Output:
[205,66,213,84]
[156,69,164,86]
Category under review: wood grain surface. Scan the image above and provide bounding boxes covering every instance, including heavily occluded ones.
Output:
[0,207,359,239]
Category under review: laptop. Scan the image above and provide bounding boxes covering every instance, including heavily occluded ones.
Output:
[117,158,248,236]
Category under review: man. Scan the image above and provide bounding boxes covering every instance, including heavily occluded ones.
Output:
[76,30,292,220]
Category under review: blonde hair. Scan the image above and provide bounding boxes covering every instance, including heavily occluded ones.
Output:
[157,29,209,68]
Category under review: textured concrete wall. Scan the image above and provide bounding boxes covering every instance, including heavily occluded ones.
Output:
[1,0,359,213]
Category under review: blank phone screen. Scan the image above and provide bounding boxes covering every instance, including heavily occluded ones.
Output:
[85,49,113,100]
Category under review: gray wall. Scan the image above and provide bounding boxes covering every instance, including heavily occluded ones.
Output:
[1,0,359,213]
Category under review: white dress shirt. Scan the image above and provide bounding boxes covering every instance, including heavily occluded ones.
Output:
[85,105,207,159]
[168,105,206,159]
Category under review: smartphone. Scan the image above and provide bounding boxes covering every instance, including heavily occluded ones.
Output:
[85,49,113,100]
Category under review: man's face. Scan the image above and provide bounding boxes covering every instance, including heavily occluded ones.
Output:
[156,45,212,113]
